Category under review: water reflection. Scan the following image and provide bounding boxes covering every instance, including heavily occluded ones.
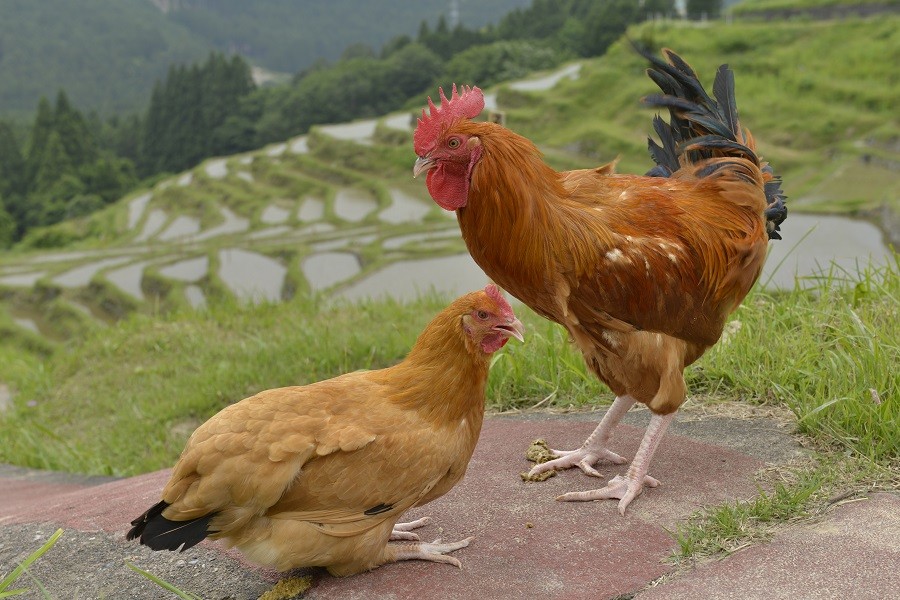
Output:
[218,248,286,303]
[762,213,891,288]
[333,189,377,222]
[338,254,488,302]
[303,252,360,290]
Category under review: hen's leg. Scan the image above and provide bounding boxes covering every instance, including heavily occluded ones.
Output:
[389,536,474,569]
[528,395,635,478]
[390,517,431,541]
[557,411,674,514]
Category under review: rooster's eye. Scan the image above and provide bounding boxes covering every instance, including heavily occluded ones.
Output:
[448,137,461,149]
[476,310,488,320]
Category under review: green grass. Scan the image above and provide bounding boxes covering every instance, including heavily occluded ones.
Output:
[126,563,203,600]
[0,291,593,475]
[669,454,897,562]
[689,260,900,461]
[732,0,900,17]
[0,257,897,477]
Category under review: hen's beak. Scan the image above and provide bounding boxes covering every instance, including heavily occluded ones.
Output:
[413,156,436,178]
[494,318,525,343]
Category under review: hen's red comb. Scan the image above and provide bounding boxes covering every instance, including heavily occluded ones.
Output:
[484,284,514,319]
[414,84,484,156]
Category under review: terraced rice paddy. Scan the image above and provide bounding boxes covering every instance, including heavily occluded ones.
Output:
[0,62,892,343]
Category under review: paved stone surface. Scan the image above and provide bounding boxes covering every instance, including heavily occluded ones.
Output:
[637,492,900,600]
[0,410,881,600]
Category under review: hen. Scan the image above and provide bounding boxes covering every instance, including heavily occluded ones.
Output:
[127,285,524,575]
[413,48,786,514]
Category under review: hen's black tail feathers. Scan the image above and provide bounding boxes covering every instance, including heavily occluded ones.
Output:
[636,45,787,240]
[126,500,217,552]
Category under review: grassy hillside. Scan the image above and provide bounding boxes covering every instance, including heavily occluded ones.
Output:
[0,0,208,118]
[0,260,897,476]
[732,0,900,16]
[500,16,900,218]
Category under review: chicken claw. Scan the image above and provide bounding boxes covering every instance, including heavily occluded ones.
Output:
[528,447,627,479]
[556,473,660,515]
[528,395,636,479]
[391,536,475,569]
[390,516,432,541]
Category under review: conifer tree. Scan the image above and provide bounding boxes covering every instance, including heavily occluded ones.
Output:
[0,121,25,200]
[53,90,98,168]
[33,131,73,193]
[26,97,56,188]
[0,202,14,248]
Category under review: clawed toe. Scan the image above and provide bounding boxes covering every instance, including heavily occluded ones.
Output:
[392,536,474,569]
[555,474,660,514]
[393,517,431,531]
[528,447,627,478]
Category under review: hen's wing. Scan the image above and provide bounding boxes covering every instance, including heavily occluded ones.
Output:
[160,372,459,536]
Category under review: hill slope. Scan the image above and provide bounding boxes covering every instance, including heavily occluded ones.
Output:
[500,16,900,219]
[0,0,531,117]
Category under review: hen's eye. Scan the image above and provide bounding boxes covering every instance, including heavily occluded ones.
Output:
[476,310,489,320]
[448,137,461,149]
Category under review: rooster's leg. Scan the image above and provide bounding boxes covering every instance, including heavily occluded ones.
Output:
[390,516,431,541]
[557,411,674,514]
[389,536,474,569]
[528,395,635,478]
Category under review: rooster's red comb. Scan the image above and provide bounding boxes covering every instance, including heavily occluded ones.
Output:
[414,84,484,156]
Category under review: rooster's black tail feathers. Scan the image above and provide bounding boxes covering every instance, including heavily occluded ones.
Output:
[636,45,787,240]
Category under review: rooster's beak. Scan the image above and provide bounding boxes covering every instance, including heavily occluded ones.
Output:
[413,156,436,178]
[494,318,525,343]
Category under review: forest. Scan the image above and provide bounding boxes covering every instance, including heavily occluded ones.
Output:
[0,0,708,246]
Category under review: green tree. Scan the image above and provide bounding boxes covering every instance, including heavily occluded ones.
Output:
[687,0,722,20]
[53,90,97,168]
[496,0,588,41]
[643,0,675,18]
[380,34,412,59]
[140,53,255,175]
[576,0,642,57]
[0,201,14,248]
[0,202,18,248]
[33,131,73,194]
[79,157,137,205]
[440,41,566,90]
[31,174,87,228]
[25,97,55,187]
[384,43,444,101]
[0,121,25,199]
[341,43,375,60]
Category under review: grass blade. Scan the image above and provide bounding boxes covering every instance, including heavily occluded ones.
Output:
[125,562,204,600]
[0,529,63,595]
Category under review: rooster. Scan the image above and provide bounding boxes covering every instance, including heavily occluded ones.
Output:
[127,285,524,575]
[412,48,786,514]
